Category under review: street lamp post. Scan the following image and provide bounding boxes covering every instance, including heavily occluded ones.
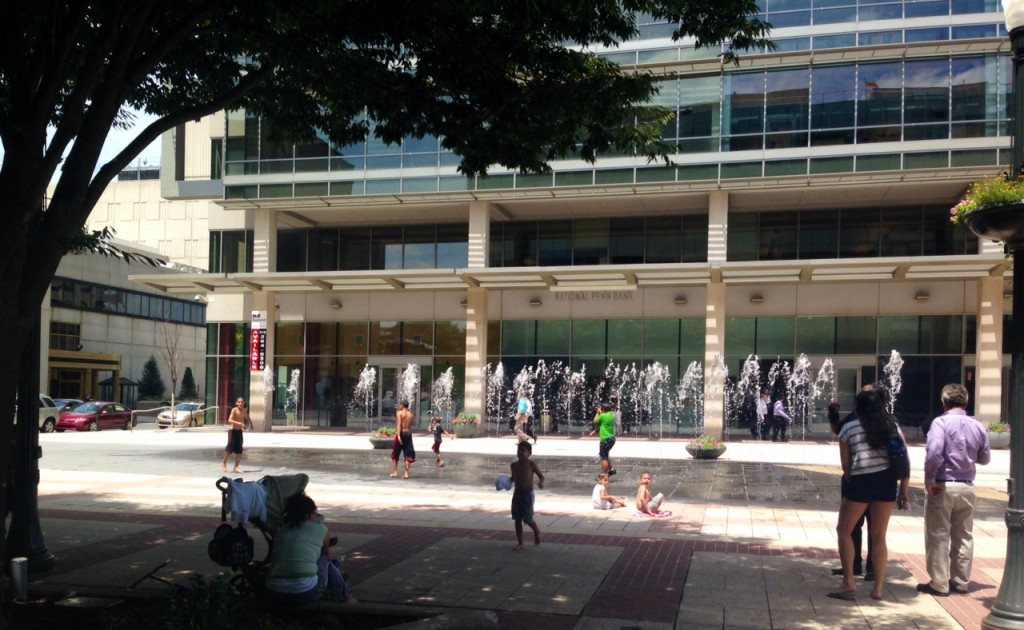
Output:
[983,2,1024,627]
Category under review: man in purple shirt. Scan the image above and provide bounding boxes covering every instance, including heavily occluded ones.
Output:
[917,383,991,597]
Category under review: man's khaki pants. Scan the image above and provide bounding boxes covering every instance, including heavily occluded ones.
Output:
[924,482,977,592]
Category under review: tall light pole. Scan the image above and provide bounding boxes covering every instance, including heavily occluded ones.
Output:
[983,1,1024,627]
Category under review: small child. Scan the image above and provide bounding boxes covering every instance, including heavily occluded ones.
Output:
[636,471,666,515]
[509,441,544,550]
[592,472,627,509]
[430,417,453,467]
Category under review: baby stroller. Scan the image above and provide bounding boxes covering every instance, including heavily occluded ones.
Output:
[210,473,309,595]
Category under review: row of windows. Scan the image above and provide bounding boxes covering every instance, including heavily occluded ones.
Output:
[51,277,206,326]
[205,312,987,428]
[278,225,469,272]
[607,25,1001,65]
[213,203,978,276]
[727,205,977,260]
[223,148,1006,200]
[663,56,1007,149]
[50,322,81,351]
[634,0,996,39]
[503,315,975,359]
[273,216,710,272]
[209,230,254,274]
[208,321,495,358]
[225,54,1008,166]
[489,216,709,267]
[210,314,977,367]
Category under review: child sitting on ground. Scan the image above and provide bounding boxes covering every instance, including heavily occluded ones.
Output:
[592,472,627,509]
[636,471,666,515]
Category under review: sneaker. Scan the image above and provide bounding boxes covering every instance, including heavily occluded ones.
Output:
[864,570,875,582]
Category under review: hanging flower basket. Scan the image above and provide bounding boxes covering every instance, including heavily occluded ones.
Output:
[963,203,1024,249]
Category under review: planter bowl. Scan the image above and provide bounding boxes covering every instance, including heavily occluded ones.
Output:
[453,424,477,438]
[988,431,1011,449]
[369,436,394,449]
[686,444,727,460]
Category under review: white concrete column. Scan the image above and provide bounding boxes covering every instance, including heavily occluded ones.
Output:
[464,202,491,431]
[975,276,1004,424]
[252,208,277,273]
[702,191,729,439]
[464,288,489,429]
[248,291,277,432]
[708,191,728,264]
[468,201,490,269]
[703,282,726,438]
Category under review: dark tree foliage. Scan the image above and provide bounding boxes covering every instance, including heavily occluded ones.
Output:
[0,0,771,591]
[179,367,198,399]
[138,355,166,399]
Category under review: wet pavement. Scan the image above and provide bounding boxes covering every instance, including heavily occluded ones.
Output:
[25,427,1011,628]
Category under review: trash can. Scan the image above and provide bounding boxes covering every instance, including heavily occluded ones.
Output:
[541,410,552,433]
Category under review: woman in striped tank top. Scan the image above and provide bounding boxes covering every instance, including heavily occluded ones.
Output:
[830,389,909,601]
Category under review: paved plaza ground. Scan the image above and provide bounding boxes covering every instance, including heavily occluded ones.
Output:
[9,426,1013,628]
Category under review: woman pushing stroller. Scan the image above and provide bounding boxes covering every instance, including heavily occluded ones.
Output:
[264,493,357,605]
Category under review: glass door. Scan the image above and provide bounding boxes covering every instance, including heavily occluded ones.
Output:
[367,358,432,429]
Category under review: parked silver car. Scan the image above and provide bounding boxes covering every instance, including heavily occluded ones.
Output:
[38,395,59,433]
[156,402,205,428]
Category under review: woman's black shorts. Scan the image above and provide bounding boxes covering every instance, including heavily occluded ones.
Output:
[842,467,897,503]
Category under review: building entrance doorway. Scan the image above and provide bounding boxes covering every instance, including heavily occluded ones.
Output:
[367,357,432,428]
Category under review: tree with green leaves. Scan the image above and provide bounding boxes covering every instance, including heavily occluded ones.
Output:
[0,0,771,592]
[138,355,166,400]
[179,367,198,399]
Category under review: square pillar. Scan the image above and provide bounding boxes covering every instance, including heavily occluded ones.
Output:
[704,282,726,438]
[252,208,277,273]
[248,292,276,432]
[463,202,491,422]
[975,276,1005,424]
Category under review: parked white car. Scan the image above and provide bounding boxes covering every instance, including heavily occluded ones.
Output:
[39,395,59,433]
[15,394,60,433]
[156,402,205,429]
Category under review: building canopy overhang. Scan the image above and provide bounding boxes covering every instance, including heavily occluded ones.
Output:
[130,254,1010,297]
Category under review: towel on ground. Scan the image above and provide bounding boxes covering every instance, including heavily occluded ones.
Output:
[634,509,673,518]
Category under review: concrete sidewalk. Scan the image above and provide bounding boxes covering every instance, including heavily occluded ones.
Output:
[19,430,1011,628]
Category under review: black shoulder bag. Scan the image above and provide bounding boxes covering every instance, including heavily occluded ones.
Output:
[887,422,910,480]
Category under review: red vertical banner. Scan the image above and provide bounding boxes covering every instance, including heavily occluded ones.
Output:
[250,310,268,371]
[249,328,266,371]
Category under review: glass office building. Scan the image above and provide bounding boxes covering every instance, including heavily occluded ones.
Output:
[138,1,1013,436]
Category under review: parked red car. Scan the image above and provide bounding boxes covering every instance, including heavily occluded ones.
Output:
[56,401,136,432]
